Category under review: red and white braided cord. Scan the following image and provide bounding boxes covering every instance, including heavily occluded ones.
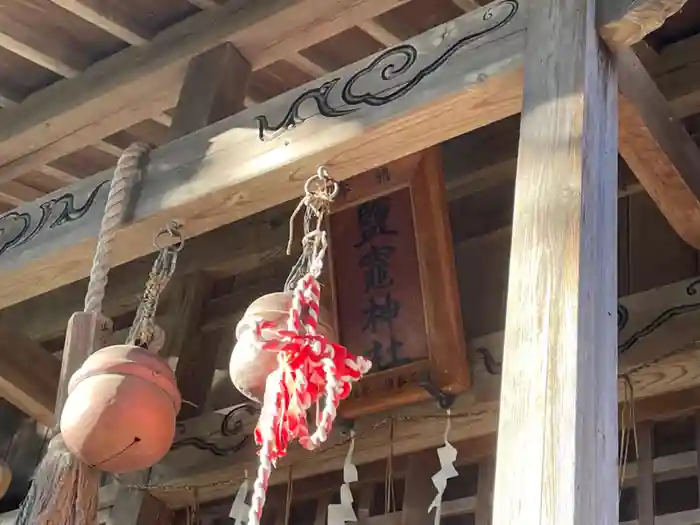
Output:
[247,273,371,525]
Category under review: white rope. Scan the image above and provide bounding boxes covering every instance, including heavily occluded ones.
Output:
[84,143,150,314]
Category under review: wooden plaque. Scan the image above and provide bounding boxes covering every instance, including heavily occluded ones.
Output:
[327,148,470,418]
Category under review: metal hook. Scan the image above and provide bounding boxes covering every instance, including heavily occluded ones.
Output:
[418,371,456,410]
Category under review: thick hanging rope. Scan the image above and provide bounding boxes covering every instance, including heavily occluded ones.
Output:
[246,168,371,525]
[84,142,150,314]
[16,144,150,525]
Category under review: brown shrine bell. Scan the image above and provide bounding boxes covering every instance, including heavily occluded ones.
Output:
[60,344,181,473]
[229,291,336,403]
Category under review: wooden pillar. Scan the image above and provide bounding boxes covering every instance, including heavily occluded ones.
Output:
[474,458,494,525]
[110,42,251,525]
[491,0,618,523]
[169,42,251,140]
[169,274,215,420]
[635,422,655,525]
[401,450,440,525]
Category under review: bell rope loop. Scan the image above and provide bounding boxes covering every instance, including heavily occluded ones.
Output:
[244,167,372,525]
[16,143,151,525]
[59,221,184,475]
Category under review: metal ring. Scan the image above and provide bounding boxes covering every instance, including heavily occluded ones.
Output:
[154,220,185,252]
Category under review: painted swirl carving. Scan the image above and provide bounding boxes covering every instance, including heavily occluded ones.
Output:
[0,181,109,258]
[254,0,520,141]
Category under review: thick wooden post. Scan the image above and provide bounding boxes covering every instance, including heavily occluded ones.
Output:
[491,0,618,523]
[110,43,251,525]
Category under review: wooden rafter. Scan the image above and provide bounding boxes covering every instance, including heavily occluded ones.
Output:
[48,0,153,46]
[0,0,409,187]
[0,3,527,310]
[357,20,402,46]
[600,0,692,49]
[617,47,700,249]
[0,32,80,77]
[185,0,222,9]
[0,326,60,427]
[0,0,684,310]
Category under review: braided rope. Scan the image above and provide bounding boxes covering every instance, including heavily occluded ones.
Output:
[247,273,371,525]
[84,143,150,314]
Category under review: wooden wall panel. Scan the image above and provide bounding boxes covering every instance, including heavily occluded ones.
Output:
[628,191,699,294]
[454,230,510,340]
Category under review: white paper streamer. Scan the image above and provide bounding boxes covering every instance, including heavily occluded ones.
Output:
[428,411,458,525]
[229,479,251,525]
[328,433,358,525]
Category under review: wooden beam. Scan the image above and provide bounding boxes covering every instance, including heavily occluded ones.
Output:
[0,182,43,205]
[37,164,81,184]
[599,0,691,50]
[185,0,222,9]
[0,32,80,77]
[0,0,682,310]
[0,326,60,426]
[48,0,153,46]
[169,275,216,420]
[168,42,252,420]
[357,21,402,46]
[287,54,328,77]
[617,47,700,249]
[0,484,117,524]
[169,43,252,140]
[0,4,528,310]
[492,0,618,524]
[0,0,412,186]
[92,139,124,158]
[148,275,700,506]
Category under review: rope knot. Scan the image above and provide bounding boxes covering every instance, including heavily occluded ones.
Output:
[252,273,370,464]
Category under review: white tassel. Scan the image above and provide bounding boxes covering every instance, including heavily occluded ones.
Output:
[328,432,358,525]
[428,411,458,525]
[230,477,251,525]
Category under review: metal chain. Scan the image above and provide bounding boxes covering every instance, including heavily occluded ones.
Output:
[127,221,184,348]
[285,167,339,291]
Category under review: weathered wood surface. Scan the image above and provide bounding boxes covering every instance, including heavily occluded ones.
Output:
[0,0,681,311]
[617,47,700,250]
[0,484,116,525]
[492,0,618,523]
[599,0,691,49]
[0,327,60,427]
[0,2,527,311]
[166,40,252,422]
[168,43,251,141]
[0,0,412,185]
[148,275,700,507]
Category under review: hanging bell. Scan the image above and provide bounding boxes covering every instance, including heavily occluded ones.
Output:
[0,458,11,499]
[229,292,336,403]
[60,344,181,473]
